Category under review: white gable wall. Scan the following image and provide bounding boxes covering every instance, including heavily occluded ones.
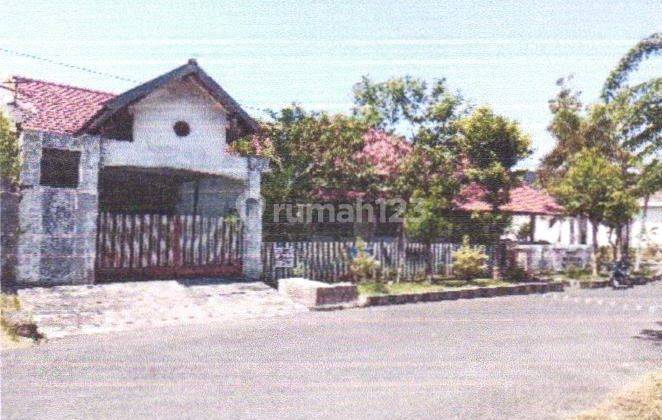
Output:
[101,79,249,180]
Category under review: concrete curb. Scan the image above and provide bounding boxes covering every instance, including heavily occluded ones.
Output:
[578,275,659,289]
[360,282,564,307]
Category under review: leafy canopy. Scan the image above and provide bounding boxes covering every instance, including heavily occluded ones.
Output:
[352,75,469,147]
[457,106,532,209]
[551,148,637,226]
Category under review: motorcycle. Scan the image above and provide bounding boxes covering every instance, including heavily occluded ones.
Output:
[610,260,633,289]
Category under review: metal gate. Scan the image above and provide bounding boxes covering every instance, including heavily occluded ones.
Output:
[95,212,243,281]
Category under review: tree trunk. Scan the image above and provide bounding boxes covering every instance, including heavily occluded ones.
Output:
[623,222,630,262]
[615,225,623,262]
[634,195,649,272]
[591,221,599,277]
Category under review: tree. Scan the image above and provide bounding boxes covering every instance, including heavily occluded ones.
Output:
[352,75,469,147]
[602,33,661,102]
[539,78,621,186]
[602,34,662,265]
[456,106,532,279]
[0,112,19,186]
[398,144,463,279]
[551,148,637,276]
[232,106,373,234]
[634,159,662,270]
[540,77,650,257]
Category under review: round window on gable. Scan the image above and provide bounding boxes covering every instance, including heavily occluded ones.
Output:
[173,121,191,137]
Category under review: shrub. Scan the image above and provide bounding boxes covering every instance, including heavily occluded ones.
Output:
[565,264,591,279]
[349,238,380,282]
[452,236,488,280]
[0,112,20,185]
[503,265,529,282]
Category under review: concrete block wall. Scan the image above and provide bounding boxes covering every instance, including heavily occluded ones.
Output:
[1,180,20,284]
[512,244,592,273]
[14,130,100,286]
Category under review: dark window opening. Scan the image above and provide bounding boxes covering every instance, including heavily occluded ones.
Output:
[40,148,80,188]
[173,121,190,137]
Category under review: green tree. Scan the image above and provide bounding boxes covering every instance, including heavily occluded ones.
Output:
[552,148,637,275]
[602,32,661,102]
[352,75,469,147]
[539,78,621,186]
[541,78,649,257]
[0,112,19,186]
[602,34,662,263]
[456,106,532,279]
[232,106,376,238]
[634,159,662,270]
[398,144,463,279]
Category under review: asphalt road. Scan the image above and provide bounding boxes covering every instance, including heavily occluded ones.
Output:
[2,283,661,419]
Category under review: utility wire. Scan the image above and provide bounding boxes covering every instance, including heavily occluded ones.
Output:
[0,47,274,114]
[0,47,140,83]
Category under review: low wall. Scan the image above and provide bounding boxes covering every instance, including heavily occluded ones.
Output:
[278,278,358,308]
[511,244,592,273]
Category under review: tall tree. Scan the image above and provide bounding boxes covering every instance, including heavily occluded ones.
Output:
[352,75,469,147]
[539,78,621,186]
[552,148,638,275]
[601,33,662,260]
[231,106,372,238]
[456,106,532,278]
[397,143,463,279]
[633,159,662,270]
[602,32,662,102]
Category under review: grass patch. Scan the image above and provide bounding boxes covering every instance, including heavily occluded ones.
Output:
[358,282,445,296]
[358,278,512,296]
[573,370,661,419]
[577,277,609,284]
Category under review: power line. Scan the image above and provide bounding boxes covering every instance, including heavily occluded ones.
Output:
[0,46,275,115]
[0,47,140,83]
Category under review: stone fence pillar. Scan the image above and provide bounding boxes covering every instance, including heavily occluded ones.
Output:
[242,157,269,280]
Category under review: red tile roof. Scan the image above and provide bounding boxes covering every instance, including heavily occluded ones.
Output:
[10,77,116,134]
[458,183,563,215]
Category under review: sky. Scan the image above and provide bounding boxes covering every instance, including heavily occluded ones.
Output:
[1,0,660,168]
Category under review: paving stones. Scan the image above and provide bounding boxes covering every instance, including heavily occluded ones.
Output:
[17,281,308,339]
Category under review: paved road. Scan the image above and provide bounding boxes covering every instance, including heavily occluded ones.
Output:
[2,283,661,419]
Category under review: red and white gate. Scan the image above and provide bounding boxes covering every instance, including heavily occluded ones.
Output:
[95,212,243,281]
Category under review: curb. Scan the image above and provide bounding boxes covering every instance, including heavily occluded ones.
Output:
[578,275,659,289]
[360,282,564,307]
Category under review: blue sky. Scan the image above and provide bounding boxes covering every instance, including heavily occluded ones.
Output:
[1,0,660,167]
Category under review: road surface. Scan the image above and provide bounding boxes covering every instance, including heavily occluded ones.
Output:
[2,283,660,419]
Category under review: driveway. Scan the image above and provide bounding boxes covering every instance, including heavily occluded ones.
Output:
[2,283,660,419]
[14,280,307,338]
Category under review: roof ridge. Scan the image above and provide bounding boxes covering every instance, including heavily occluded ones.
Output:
[11,75,117,97]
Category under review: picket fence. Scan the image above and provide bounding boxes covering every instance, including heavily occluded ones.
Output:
[262,240,494,283]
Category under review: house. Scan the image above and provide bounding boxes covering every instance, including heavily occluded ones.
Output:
[631,191,662,247]
[1,60,269,286]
